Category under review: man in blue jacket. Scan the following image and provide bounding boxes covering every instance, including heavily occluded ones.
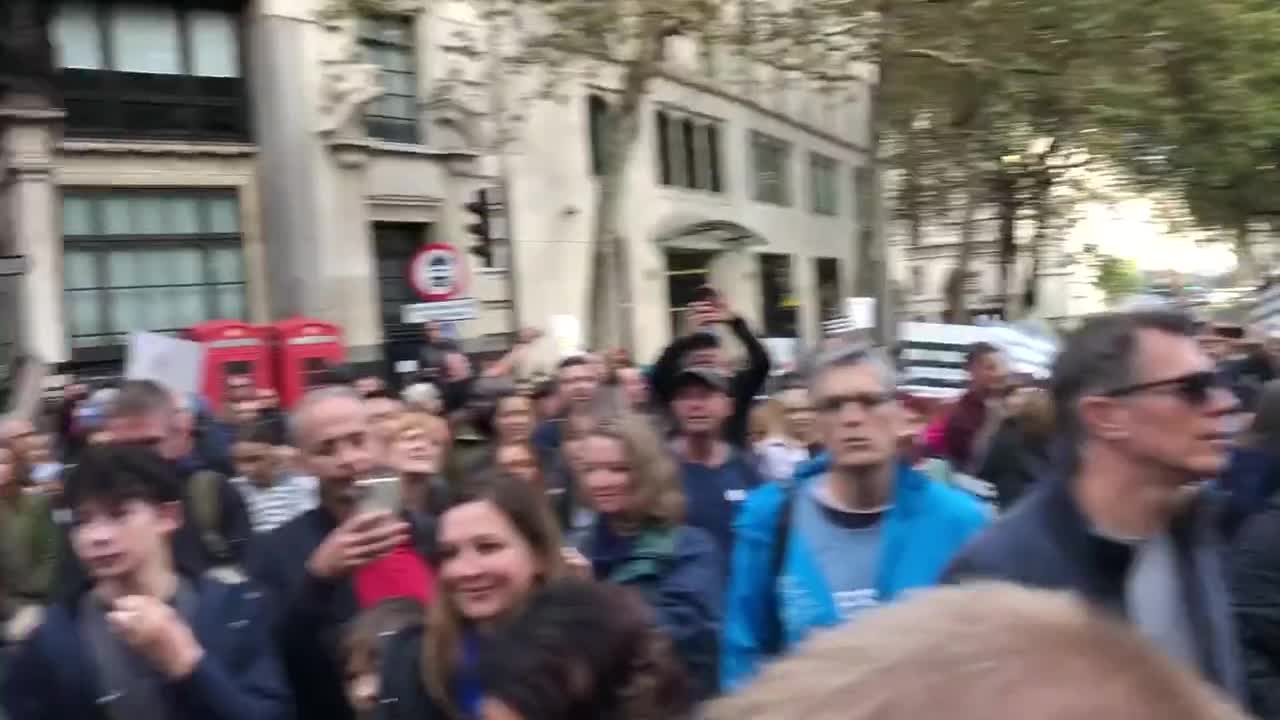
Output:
[721,344,989,690]
[2,445,291,720]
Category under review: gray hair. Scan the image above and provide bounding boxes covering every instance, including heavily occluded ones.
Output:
[112,380,176,420]
[807,343,897,397]
[289,385,365,448]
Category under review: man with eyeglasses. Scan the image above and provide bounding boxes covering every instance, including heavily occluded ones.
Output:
[943,310,1246,704]
[721,345,990,691]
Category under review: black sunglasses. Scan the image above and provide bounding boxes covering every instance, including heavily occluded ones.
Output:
[1104,370,1224,406]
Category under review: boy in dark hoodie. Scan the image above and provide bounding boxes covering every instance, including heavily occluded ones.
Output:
[2,445,291,720]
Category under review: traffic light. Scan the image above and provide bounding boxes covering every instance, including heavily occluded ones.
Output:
[464,188,492,267]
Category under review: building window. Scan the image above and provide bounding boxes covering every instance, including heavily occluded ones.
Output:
[810,152,839,215]
[588,94,609,176]
[752,131,791,206]
[360,15,419,144]
[760,253,798,337]
[62,190,247,356]
[51,1,248,141]
[665,249,714,336]
[910,265,924,295]
[656,108,724,193]
[815,257,841,333]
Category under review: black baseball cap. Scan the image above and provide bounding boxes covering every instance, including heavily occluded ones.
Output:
[672,367,730,395]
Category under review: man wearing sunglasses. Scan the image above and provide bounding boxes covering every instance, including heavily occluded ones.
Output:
[944,310,1246,704]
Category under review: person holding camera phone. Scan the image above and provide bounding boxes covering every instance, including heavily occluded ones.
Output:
[650,285,771,448]
[248,387,419,720]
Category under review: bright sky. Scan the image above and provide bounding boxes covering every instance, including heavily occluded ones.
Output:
[1068,199,1237,276]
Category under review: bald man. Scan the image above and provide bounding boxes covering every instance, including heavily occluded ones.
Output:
[248,387,411,720]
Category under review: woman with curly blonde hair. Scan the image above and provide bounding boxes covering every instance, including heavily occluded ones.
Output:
[576,412,722,700]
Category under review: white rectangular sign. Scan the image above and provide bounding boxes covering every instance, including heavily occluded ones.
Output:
[124,332,205,398]
[400,298,478,324]
[844,297,877,330]
[550,315,582,357]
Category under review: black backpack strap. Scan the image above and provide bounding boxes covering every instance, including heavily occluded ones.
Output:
[761,486,796,656]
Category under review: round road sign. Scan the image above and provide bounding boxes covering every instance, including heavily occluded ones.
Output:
[408,243,465,301]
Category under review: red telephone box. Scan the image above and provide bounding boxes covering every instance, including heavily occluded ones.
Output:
[271,318,345,409]
[185,320,272,411]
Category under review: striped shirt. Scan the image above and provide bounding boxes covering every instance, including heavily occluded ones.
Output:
[231,474,320,534]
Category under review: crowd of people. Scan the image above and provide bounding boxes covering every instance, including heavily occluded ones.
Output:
[0,286,1279,719]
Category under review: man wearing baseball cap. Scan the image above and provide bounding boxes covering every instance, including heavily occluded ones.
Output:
[670,367,764,565]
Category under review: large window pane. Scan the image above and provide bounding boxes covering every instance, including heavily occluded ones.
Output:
[172,197,201,234]
[171,287,208,328]
[168,248,202,284]
[54,2,105,70]
[107,251,141,287]
[63,195,97,236]
[108,287,148,333]
[66,290,103,338]
[135,195,171,235]
[63,191,245,352]
[64,251,98,290]
[102,196,135,235]
[209,247,244,283]
[215,285,247,320]
[189,10,241,78]
[207,196,240,233]
[110,5,183,75]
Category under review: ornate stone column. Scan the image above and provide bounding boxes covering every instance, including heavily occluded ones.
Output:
[1,107,66,365]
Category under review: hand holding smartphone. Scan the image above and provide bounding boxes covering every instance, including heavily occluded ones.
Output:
[356,477,403,516]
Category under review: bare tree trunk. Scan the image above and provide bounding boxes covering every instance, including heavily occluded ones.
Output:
[1022,168,1052,316]
[1234,223,1259,286]
[586,35,662,353]
[945,137,979,324]
[859,0,893,345]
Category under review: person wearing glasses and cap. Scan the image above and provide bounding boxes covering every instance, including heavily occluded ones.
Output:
[943,310,1247,705]
[720,345,989,691]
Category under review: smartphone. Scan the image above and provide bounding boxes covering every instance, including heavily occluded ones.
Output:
[356,477,402,515]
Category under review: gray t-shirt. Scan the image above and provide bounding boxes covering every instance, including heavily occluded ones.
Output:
[1126,532,1199,669]
[793,481,885,621]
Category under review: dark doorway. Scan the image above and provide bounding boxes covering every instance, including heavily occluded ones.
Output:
[374,222,431,384]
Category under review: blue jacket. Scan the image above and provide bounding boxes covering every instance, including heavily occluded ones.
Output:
[581,521,723,700]
[2,575,293,720]
[721,454,990,690]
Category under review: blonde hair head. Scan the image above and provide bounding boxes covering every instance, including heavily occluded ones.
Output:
[707,583,1249,720]
[588,413,685,528]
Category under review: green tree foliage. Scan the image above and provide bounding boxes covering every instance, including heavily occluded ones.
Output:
[1094,254,1143,302]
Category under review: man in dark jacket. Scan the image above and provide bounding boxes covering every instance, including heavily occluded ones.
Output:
[944,310,1246,703]
[248,386,413,720]
[54,381,253,597]
[651,289,770,448]
[1232,495,1280,718]
[2,445,291,720]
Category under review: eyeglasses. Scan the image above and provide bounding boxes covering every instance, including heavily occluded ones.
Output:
[817,392,893,414]
[1104,370,1225,406]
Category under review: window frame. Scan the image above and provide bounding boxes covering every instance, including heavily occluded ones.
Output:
[759,252,798,338]
[751,131,792,206]
[61,188,248,362]
[654,107,725,194]
[52,0,251,142]
[359,13,420,145]
[809,151,839,216]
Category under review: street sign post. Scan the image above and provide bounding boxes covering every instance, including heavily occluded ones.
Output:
[408,243,466,302]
